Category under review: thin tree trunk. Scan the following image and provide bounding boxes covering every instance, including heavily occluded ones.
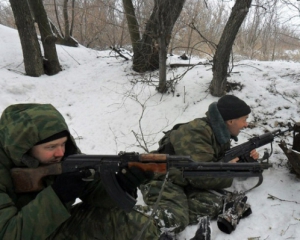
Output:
[52,0,78,47]
[9,0,44,76]
[70,0,75,36]
[54,0,64,37]
[63,0,70,39]
[158,33,167,92]
[210,0,252,97]
[132,0,185,73]
[28,0,61,75]
[122,0,140,54]
[157,0,167,93]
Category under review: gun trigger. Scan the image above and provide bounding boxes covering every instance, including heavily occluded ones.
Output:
[82,169,96,181]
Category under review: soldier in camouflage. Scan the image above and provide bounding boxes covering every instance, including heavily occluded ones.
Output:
[137,95,259,239]
[0,103,167,240]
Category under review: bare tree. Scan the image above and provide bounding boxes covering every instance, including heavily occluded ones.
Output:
[9,0,44,77]
[4,0,300,68]
[123,0,185,73]
[47,0,78,47]
[210,0,253,97]
[122,0,140,54]
[28,0,61,75]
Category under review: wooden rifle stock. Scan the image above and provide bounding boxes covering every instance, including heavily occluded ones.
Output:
[11,163,62,193]
[128,153,168,173]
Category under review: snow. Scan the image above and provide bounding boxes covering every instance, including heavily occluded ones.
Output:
[1,23,300,239]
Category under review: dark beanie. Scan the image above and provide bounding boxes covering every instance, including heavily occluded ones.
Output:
[35,130,69,145]
[217,95,251,121]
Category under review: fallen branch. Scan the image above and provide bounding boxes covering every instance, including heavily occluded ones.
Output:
[169,62,211,68]
[268,194,300,204]
[109,46,129,60]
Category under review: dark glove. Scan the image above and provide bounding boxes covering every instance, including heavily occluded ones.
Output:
[52,170,91,203]
[217,193,252,234]
[116,166,154,198]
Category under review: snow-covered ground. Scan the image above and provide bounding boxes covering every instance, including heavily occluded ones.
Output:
[1,24,300,239]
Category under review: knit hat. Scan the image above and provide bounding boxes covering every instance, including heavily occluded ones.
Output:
[35,130,69,145]
[217,95,251,121]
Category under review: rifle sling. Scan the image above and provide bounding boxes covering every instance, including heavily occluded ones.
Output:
[209,173,264,196]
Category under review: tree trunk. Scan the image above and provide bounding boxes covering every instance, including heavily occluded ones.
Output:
[70,0,75,36]
[28,0,62,76]
[210,0,252,97]
[122,0,140,54]
[54,0,64,37]
[63,0,70,39]
[62,0,78,47]
[132,0,185,73]
[158,30,167,93]
[9,0,44,77]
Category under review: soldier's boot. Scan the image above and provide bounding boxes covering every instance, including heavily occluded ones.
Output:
[190,216,211,240]
[217,193,252,234]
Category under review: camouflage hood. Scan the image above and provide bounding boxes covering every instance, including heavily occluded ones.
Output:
[0,103,79,168]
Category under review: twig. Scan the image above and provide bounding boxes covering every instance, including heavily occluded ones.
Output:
[108,124,119,153]
[72,128,83,142]
[281,222,299,237]
[133,172,169,240]
[189,22,217,51]
[7,68,26,75]
[109,46,129,60]
[234,63,263,71]
[61,46,81,65]
[268,194,300,204]
[169,62,210,68]
[273,84,293,104]
[132,130,148,153]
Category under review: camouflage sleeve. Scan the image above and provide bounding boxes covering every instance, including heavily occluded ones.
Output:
[0,185,70,239]
[170,120,232,189]
[170,120,218,162]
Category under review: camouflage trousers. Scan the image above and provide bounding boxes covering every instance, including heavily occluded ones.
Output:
[137,180,224,233]
[47,181,223,240]
[47,203,161,240]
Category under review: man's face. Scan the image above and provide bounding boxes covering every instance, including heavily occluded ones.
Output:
[226,115,249,137]
[29,137,67,165]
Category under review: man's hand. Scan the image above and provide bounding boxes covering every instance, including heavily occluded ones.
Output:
[52,170,90,203]
[229,157,239,163]
[116,166,154,198]
[250,149,259,160]
[228,149,260,163]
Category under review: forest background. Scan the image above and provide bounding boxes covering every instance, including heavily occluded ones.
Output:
[1,0,300,96]
[1,0,300,239]
[1,0,299,62]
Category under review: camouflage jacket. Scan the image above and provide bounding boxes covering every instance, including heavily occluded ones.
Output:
[157,102,234,189]
[0,104,114,239]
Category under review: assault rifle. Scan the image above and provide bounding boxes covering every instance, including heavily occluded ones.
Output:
[11,152,271,212]
[223,124,293,163]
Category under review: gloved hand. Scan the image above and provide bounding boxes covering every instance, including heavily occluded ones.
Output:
[116,166,154,198]
[217,193,252,234]
[52,170,91,203]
